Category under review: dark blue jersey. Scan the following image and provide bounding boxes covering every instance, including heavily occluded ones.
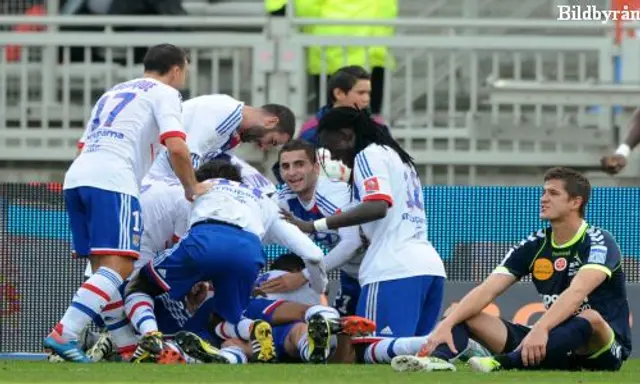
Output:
[494,222,632,355]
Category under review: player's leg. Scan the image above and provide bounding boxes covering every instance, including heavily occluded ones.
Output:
[415,275,445,336]
[475,309,624,372]
[43,187,98,362]
[334,272,361,317]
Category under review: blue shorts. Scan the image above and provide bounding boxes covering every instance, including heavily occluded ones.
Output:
[142,222,265,324]
[244,298,286,323]
[356,275,444,337]
[64,186,142,258]
[273,322,299,361]
[333,272,361,316]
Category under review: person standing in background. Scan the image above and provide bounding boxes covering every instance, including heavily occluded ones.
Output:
[265,0,397,115]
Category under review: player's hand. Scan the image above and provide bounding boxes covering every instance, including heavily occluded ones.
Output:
[185,282,211,313]
[417,323,457,357]
[518,326,548,367]
[280,209,314,233]
[258,272,308,294]
[600,154,627,175]
[185,180,213,202]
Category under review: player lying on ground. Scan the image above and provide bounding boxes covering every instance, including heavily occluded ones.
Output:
[123,160,328,362]
[268,139,365,318]
[45,44,211,362]
[392,167,632,373]
[284,107,446,338]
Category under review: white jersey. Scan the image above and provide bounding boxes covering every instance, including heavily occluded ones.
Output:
[353,144,446,286]
[64,78,185,197]
[277,177,363,279]
[137,176,191,269]
[189,178,328,293]
[257,270,322,306]
[147,94,244,180]
[223,154,276,196]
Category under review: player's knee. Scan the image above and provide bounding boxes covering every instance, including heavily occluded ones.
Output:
[124,272,162,298]
[577,309,607,333]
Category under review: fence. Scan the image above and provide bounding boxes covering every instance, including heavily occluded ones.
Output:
[4,15,640,184]
[1,182,639,354]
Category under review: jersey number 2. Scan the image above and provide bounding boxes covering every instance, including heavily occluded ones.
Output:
[91,92,137,131]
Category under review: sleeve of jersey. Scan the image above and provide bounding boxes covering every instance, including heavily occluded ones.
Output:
[353,147,393,206]
[323,225,363,272]
[580,230,621,278]
[154,89,186,145]
[492,232,542,279]
[267,218,324,264]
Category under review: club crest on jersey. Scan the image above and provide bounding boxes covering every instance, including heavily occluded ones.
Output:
[588,245,607,264]
[132,234,140,247]
[532,258,553,281]
[363,177,380,194]
[554,257,567,272]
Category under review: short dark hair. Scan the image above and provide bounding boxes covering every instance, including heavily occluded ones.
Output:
[543,166,591,217]
[270,253,305,272]
[261,104,296,138]
[196,159,242,183]
[278,139,316,164]
[327,65,371,105]
[143,44,189,75]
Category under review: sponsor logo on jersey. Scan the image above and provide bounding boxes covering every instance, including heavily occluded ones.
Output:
[588,245,607,264]
[363,177,380,194]
[533,258,554,281]
[554,257,567,272]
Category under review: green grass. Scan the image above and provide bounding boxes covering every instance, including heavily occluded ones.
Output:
[0,360,639,383]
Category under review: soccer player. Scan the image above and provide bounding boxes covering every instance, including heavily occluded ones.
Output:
[268,139,364,317]
[397,167,631,373]
[600,108,640,174]
[124,160,328,361]
[285,107,447,338]
[147,93,295,181]
[45,44,209,362]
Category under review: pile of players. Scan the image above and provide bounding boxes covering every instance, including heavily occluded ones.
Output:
[44,43,632,373]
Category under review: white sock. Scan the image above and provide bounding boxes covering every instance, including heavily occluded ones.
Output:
[304,305,339,322]
[297,334,311,362]
[214,319,252,341]
[57,267,123,340]
[124,292,157,335]
[364,337,428,364]
[220,346,249,364]
[102,293,138,355]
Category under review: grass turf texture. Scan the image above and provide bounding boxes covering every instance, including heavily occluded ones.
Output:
[0,360,638,383]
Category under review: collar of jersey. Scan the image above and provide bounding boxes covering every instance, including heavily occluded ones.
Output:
[551,220,588,249]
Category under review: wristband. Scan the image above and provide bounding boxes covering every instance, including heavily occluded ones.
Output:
[616,144,631,158]
[313,218,329,231]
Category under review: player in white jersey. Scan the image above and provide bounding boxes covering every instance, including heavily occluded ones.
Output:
[285,107,447,338]
[45,44,210,363]
[146,93,295,181]
[261,140,364,317]
[122,160,328,361]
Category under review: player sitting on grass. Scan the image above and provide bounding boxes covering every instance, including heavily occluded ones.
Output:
[392,167,631,373]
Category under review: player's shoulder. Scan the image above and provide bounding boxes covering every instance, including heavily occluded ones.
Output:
[357,143,386,158]
[315,177,351,209]
[584,225,617,246]
[276,185,298,203]
[512,228,548,251]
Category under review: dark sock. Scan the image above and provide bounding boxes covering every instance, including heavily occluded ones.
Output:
[431,323,470,361]
[496,316,592,370]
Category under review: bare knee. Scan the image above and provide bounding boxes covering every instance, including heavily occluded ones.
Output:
[577,309,608,334]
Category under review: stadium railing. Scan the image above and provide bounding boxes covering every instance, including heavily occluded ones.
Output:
[1,15,636,181]
[1,182,640,355]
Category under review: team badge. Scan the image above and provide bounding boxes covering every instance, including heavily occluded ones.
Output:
[132,234,140,247]
[532,258,553,281]
[364,177,380,194]
[554,257,567,271]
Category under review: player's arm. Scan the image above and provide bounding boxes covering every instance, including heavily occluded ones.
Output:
[266,218,328,294]
[531,233,619,333]
[323,225,363,272]
[154,92,201,200]
[601,108,640,174]
[440,235,539,329]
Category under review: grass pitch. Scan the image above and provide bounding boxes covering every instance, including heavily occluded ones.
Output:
[0,360,638,384]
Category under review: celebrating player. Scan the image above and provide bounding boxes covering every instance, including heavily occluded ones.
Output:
[123,160,328,361]
[147,93,295,181]
[399,167,631,373]
[285,107,446,338]
[45,44,209,362]
[265,139,364,317]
